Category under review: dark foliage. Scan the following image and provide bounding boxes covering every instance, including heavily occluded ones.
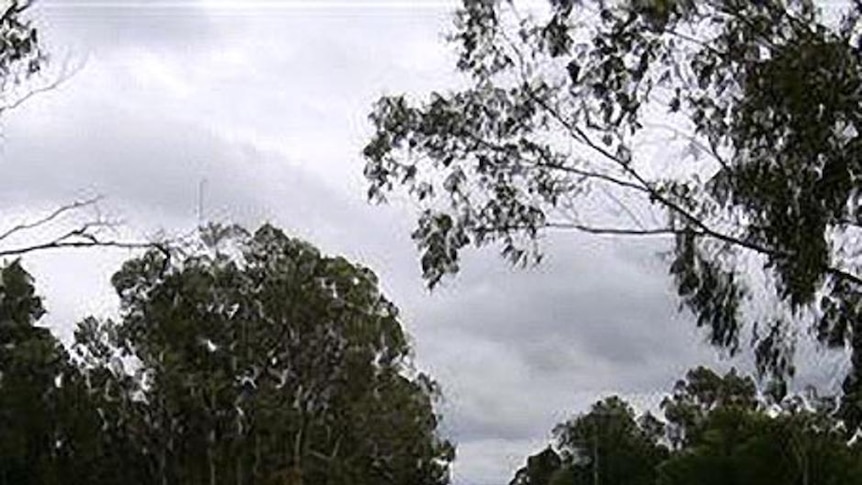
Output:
[362,0,862,427]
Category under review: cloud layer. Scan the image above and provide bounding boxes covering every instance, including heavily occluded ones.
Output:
[0,2,847,484]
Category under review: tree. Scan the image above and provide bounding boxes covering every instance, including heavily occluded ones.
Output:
[510,447,563,485]
[660,366,758,449]
[362,0,862,423]
[658,389,862,485]
[77,224,454,485]
[511,367,862,485]
[0,225,456,484]
[0,261,111,485]
[0,260,61,485]
[512,396,667,485]
[0,0,45,108]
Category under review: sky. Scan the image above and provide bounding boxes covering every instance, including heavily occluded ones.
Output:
[0,1,852,484]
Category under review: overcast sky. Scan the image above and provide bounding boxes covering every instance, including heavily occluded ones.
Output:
[0,1,851,484]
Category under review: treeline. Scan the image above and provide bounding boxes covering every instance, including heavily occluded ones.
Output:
[0,224,454,485]
[6,222,861,485]
[511,367,862,485]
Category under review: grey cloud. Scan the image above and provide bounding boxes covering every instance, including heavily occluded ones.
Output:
[400,234,734,483]
[3,4,846,485]
[2,90,371,238]
[38,1,215,52]
[416,235,725,379]
[454,438,551,485]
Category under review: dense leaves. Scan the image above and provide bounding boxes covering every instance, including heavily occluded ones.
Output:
[0,225,454,484]
[0,261,109,485]
[362,0,862,426]
[552,396,669,485]
[510,366,862,485]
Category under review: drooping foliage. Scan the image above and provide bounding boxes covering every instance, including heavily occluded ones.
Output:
[362,0,862,425]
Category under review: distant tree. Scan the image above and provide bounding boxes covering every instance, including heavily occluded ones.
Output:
[660,366,758,449]
[510,447,562,485]
[658,395,862,485]
[511,396,667,485]
[362,0,862,423]
[512,366,862,485]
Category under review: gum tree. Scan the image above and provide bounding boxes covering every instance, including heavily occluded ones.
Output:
[363,0,862,424]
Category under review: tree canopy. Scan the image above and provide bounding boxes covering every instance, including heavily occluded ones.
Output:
[362,0,862,423]
[0,224,454,485]
[510,366,862,485]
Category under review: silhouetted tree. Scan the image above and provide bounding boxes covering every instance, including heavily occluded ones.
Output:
[512,367,862,485]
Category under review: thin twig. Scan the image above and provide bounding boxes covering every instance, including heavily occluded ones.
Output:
[0,196,103,242]
[526,86,862,288]
[0,239,158,258]
[0,55,84,114]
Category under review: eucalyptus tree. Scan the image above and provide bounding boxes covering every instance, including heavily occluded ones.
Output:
[363,0,862,423]
[81,224,454,485]
[510,396,667,485]
[510,367,862,485]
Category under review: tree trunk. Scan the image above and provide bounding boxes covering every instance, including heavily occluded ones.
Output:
[208,430,217,485]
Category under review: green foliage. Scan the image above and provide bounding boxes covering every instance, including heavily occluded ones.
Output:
[83,223,455,485]
[511,366,862,485]
[362,0,862,426]
[657,401,862,485]
[555,396,668,485]
[510,447,562,485]
[0,261,110,485]
[657,367,862,484]
[660,366,757,448]
[512,396,667,485]
[0,224,454,484]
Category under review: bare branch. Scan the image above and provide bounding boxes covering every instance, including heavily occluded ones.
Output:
[460,128,648,193]
[0,238,162,258]
[0,195,171,261]
[595,183,648,231]
[0,195,103,242]
[0,54,84,114]
[524,87,862,289]
[665,27,724,55]
[643,121,731,172]
[479,219,682,236]
[0,1,28,26]
[547,222,682,236]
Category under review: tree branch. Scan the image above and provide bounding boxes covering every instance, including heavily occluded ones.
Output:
[459,128,648,193]
[524,87,862,289]
[0,196,103,242]
[0,238,161,258]
[0,54,84,115]
[0,196,169,260]
[643,121,731,173]
[0,1,28,26]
